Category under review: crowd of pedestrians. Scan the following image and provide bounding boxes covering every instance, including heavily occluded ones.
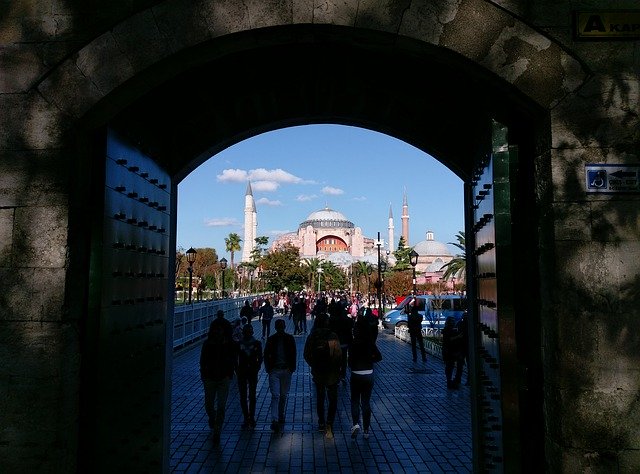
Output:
[198,290,468,445]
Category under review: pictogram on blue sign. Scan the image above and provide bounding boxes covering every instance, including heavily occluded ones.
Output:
[587,170,607,189]
[585,164,640,194]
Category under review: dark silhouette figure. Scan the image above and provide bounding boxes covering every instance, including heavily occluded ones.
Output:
[348,315,382,440]
[236,324,263,429]
[457,311,470,385]
[199,310,237,446]
[407,298,427,368]
[240,299,254,323]
[291,296,307,335]
[329,303,353,383]
[442,316,465,389]
[263,319,296,432]
[304,313,342,439]
[259,298,275,339]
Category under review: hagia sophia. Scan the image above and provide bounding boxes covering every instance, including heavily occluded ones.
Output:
[241,182,454,281]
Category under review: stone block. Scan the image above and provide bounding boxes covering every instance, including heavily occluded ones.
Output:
[112,9,174,73]
[591,201,640,243]
[153,0,212,51]
[0,93,67,150]
[0,149,70,208]
[401,0,456,45]
[311,0,358,26]
[292,0,314,23]
[0,268,66,321]
[13,206,68,269]
[0,208,13,266]
[552,202,591,241]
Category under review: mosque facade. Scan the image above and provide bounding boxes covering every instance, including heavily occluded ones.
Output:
[242,184,453,272]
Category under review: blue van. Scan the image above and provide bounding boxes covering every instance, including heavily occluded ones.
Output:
[381,294,467,330]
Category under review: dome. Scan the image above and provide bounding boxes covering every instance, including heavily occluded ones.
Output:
[413,231,451,257]
[299,206,354,230]
[305,207,349,222]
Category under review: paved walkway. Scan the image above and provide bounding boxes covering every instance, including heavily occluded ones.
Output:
[170,315,472,473]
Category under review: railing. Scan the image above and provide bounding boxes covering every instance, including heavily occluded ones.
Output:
[394,325,443,358]
[173,297,245,350]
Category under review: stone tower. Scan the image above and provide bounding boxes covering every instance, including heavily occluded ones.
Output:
[401,189,409,245]
[242,181,256,262]
[388,203,395,253]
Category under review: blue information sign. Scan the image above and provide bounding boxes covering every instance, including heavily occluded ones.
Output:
[585,164,640,193]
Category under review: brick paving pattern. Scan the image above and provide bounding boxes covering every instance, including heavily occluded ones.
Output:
[171,315,472,473]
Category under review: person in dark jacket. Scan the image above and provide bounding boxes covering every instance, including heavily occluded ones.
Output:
[329,303,353,383]
[304,313,342,439]
[407,298,427,368]
[290,296,307,335]
[348,315,382,440]
[259,298,275,339]
[442,316,464,389]
[236,324,263,429]
[240,299,254,323]
[199,310,237,446]
[263,318,296,432]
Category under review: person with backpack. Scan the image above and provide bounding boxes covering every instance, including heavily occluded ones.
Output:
[236,324,263,429]
[263,319,296,433]
[407,297,427,370]
[199,310,237,446]
[348,314,383,440]
[303,313,342,439]
[259,298,275,339]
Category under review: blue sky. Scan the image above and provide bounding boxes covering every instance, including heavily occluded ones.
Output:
[177,124,464,259]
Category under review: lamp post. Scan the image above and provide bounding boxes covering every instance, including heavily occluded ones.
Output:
[366,265,372,299]
[186,247,197,304]
[409,249,419,295]
[317,266,323,293]
[451,276,456,294]
[220,257,227,298]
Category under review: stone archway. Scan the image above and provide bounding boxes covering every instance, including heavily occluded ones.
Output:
[12,1,640,473]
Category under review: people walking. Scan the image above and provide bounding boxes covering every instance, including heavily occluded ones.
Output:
[199,310,237,446]
[236,324,263,429]
[263,319,297,432]
[407,297,427,370]
[304,313,342,439]
[348,315,382,440]
[259,298,275,339]
[442,316,465,389]
[291,296,307,335]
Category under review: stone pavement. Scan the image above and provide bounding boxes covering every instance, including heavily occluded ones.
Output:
[170,315,472,473]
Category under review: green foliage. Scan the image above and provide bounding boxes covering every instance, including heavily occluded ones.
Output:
[250,236,269,263]
[393,236,412,270]
[225,232,242,268]
[441,231,466,281]
[260,243,307,292]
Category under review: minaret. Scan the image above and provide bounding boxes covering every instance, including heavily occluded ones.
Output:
[388,203,395,253]
[401,189,409,245]
[242,181,255,262]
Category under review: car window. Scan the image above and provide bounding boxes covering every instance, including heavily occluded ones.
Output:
[441,299,452,310]
[416,298,426,311]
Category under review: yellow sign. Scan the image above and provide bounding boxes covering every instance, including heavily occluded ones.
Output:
[575,11,640,38]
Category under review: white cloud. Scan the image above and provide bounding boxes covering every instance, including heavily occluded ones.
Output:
[248,168,304,184]
[256,197,282,206]
[353,196,367,201]
[322,186,344,195]
[270,229,292,235]
[204,217,240,227]
[252,180,280,192]
[216,169,247,182]
[296,194,318,202]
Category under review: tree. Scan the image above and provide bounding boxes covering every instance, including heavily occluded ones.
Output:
[260,243,307,292]
[441,231,466,282]
[320,261,346,291]
[225,232,242,291]
[175,247,219,290]
[302,258,322,290]
[250,235,269,262]
[353,261,372,293]
[393,236,412,270]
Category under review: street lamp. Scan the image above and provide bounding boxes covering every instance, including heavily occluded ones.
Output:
[220,257,227,298]
[380,259,387,314]
[317,266,323,293]
[366,265,373,297]
[186,247,197,304]
[409,249,419,295]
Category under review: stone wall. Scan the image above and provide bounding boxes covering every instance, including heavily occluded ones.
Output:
[0,0,638,472]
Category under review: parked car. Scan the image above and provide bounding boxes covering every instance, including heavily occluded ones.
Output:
[381,294,467,331]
